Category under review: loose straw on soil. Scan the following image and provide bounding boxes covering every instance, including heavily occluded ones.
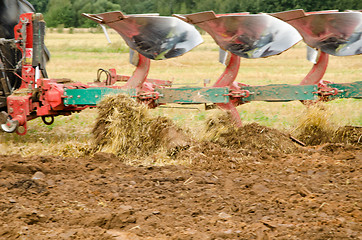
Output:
[292,103,361,146]
[202,111,299,154]
[93,94,190,157]
[291,103,337,145]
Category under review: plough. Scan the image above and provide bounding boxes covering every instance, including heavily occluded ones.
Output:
[0,9,361,135]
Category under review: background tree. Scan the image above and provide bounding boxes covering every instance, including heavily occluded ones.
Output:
[44,0,74,27]
[31,0,49,13]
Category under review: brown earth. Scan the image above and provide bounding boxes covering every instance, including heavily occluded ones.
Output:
[0,138,361,239]
[1,97,361,239]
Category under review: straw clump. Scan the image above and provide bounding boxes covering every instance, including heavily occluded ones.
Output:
[203,111,298,154]
[292,103,362,146]
[93,94,190,156]
[292,103,338,146]
[334,126,362,145]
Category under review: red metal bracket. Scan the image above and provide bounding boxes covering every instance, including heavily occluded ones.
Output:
[300,51,329,85]
[314,82,343,97]
[213,54,240,89]
[14,13,36,90]
[123,53,150,90]
[7,95,31,135]
[213,53,243,127]
[224,90,251,98]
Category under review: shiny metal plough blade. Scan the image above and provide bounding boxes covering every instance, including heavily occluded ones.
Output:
[271,9,362,56]
[176,11,302,59]
[83,11,203,60]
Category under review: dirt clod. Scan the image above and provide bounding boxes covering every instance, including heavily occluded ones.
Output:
[32,171,46,180]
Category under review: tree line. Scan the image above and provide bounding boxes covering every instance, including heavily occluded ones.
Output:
[29,0,362,27]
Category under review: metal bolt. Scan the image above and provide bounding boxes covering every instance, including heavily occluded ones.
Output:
[295,91,298,94]
[95,95,99,98]
[215,94,219,96]
[304,91,308,94]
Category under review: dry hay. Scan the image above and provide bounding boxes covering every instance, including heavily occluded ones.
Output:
[291,103,361,146]
[0,141,92,158]
[291,103,337,146]
[334,126,362,145]
[92,94,190,157]
[202,111,298,154]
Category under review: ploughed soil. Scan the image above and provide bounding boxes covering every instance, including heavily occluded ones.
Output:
[1,140,361,239]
